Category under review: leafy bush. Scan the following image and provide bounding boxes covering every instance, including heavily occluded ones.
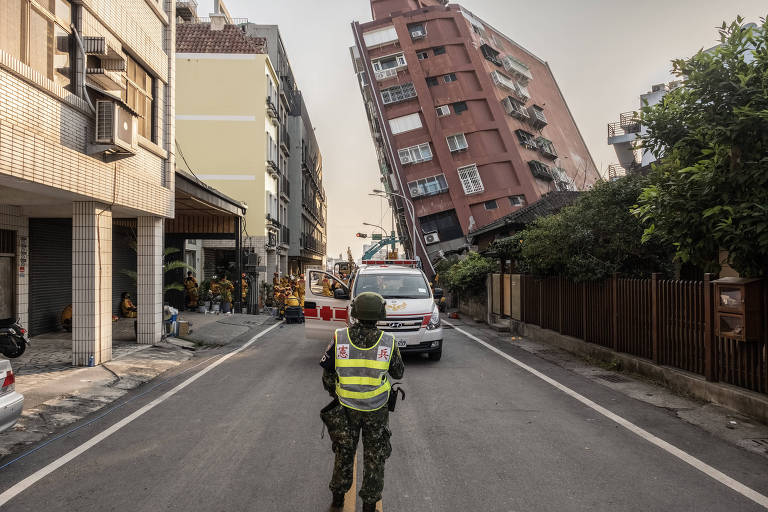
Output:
[504,175,674,281]
[443,253,497,297]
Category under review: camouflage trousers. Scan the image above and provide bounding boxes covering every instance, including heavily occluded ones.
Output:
[325,404,391,504]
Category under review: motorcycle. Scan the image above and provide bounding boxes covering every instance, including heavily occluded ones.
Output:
[0,318,30,358]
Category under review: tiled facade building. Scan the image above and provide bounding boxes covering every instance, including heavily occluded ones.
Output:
[351,0,600,274]
[0,0,176,364]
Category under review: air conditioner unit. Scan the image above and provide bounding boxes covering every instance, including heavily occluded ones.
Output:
[651,83,667,93]
[410,29,426,39]
[91,100,137,155]
[424,231,440,245]
[436,105,450,117]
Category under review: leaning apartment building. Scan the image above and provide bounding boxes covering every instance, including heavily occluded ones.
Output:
[351,0,600,272]
[0,0,175,364]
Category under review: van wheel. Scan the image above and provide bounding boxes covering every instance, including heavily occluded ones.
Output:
[428,348,442,361]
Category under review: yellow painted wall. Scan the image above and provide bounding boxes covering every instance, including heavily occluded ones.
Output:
[176,53,278,236]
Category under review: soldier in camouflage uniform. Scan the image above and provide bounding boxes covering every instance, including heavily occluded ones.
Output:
[320,292,404,512]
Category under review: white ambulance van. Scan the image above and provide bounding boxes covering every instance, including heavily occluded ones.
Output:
[304,260,443,361]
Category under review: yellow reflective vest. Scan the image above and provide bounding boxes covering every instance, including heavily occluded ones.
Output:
[334,327,396,411]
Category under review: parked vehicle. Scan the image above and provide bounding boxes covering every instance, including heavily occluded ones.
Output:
[304,259,443,361]
[0,318,29,358]
[0,359,23,433]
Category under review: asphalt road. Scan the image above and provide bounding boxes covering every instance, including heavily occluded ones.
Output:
[1,320,768,511]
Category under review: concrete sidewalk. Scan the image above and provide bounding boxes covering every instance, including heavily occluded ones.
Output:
[176,311,274,346]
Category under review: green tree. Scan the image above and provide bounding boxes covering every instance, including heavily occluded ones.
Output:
[634,17,768,277]
[443,252,496,297]
[499,176,674,281]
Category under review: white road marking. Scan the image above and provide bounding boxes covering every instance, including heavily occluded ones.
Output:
[445,320,768,510]
[0,321,284,507]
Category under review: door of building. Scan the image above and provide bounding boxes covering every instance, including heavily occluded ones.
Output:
[0,256,13,319]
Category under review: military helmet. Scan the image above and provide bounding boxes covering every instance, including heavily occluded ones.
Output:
[350,292,387,322]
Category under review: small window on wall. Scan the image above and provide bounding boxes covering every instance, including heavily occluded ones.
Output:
[446,133,468,152]
[433,46,446,56]
[417,51,429,61]
[484,200,498,210]
[457,164,484,194]
[452,101,468,114]
[443,73,457,83]
[436,105,450,117]
[124,55,155,141]
[509,195,527,207]
[426,76,439,87]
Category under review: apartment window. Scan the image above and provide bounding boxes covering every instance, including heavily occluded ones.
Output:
[515,129,537,149]
[398,142,433,165]
[528,160,553,181]
[458,164,484,194]
[372,53,406,72]
[381,82,417,105]
[123,55,155,140]
[433,46,446,56]
[1,0,73,90]
[417,51,429,61]
[484,200,498,210]
[388,113,422,134]
[479,44,501,65]
[426,76,439,87]
[452,101,468,114]
[536,136,557,159]
[409,23,426,39]
[419,209,463,241]
[502,96,529,119]
[509,195,527,207]
[446,133,468,152]
[443,73,457,83]
[436,105,450,117]
[408,174,449,199]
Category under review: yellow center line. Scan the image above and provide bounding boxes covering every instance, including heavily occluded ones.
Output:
[342,451,384,511]
[342,456,357,512]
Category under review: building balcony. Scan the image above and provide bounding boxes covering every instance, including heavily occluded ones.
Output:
[528,105,547,129]
[374,66,404,81]
[266,159,280,177]
[536,136,557,160]
[176,0,198,21]
[266,213,281,228]
[491,71,529,102]
[501,55,533,84]
[608,111,641,140]
[280,130,290,156]
[266,96,279,123]
[502,96,530,120]
[607,161,641,180]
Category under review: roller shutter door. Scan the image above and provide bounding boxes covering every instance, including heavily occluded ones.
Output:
[29,219,72,336]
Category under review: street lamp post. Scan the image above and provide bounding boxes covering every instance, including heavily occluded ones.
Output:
[370,189,434,275]
[363,222,396,256]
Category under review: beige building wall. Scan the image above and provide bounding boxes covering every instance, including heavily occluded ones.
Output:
[176,53,278,239]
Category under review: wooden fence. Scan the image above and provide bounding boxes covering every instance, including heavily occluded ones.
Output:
[519,274,767,395]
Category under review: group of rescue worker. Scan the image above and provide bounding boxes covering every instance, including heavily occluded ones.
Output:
[183,272,244,312]
[272,272,305,318]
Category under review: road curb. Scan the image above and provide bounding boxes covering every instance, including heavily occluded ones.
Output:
[522,324,768,426]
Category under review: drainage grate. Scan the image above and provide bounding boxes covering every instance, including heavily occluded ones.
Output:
[596,373,631,384]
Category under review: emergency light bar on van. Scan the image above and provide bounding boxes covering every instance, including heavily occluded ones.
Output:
[361,259,419,267]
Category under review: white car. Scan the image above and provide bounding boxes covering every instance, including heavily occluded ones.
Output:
[304,260,443,361]
[0,360,23,433]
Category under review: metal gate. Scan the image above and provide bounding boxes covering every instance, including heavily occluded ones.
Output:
[29,219,72,336]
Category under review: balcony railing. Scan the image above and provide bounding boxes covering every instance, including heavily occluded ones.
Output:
[501,55,533,84]
[608,161,641,180]
[266,159,279,176]
[374,67,401,81]
[266,96,278,121]
[280,130,290,155]
[492,71,529,102]
[608,111,641,138]
[528,105,547,129]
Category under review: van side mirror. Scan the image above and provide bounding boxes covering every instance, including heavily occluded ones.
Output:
[334,288,350,301]
[433,288,444,300]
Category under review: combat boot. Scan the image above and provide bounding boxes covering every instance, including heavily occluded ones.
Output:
[331,493,345,509]
[362,503,377,512]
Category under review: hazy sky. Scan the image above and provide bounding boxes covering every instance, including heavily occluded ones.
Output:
[195,0,766,260]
